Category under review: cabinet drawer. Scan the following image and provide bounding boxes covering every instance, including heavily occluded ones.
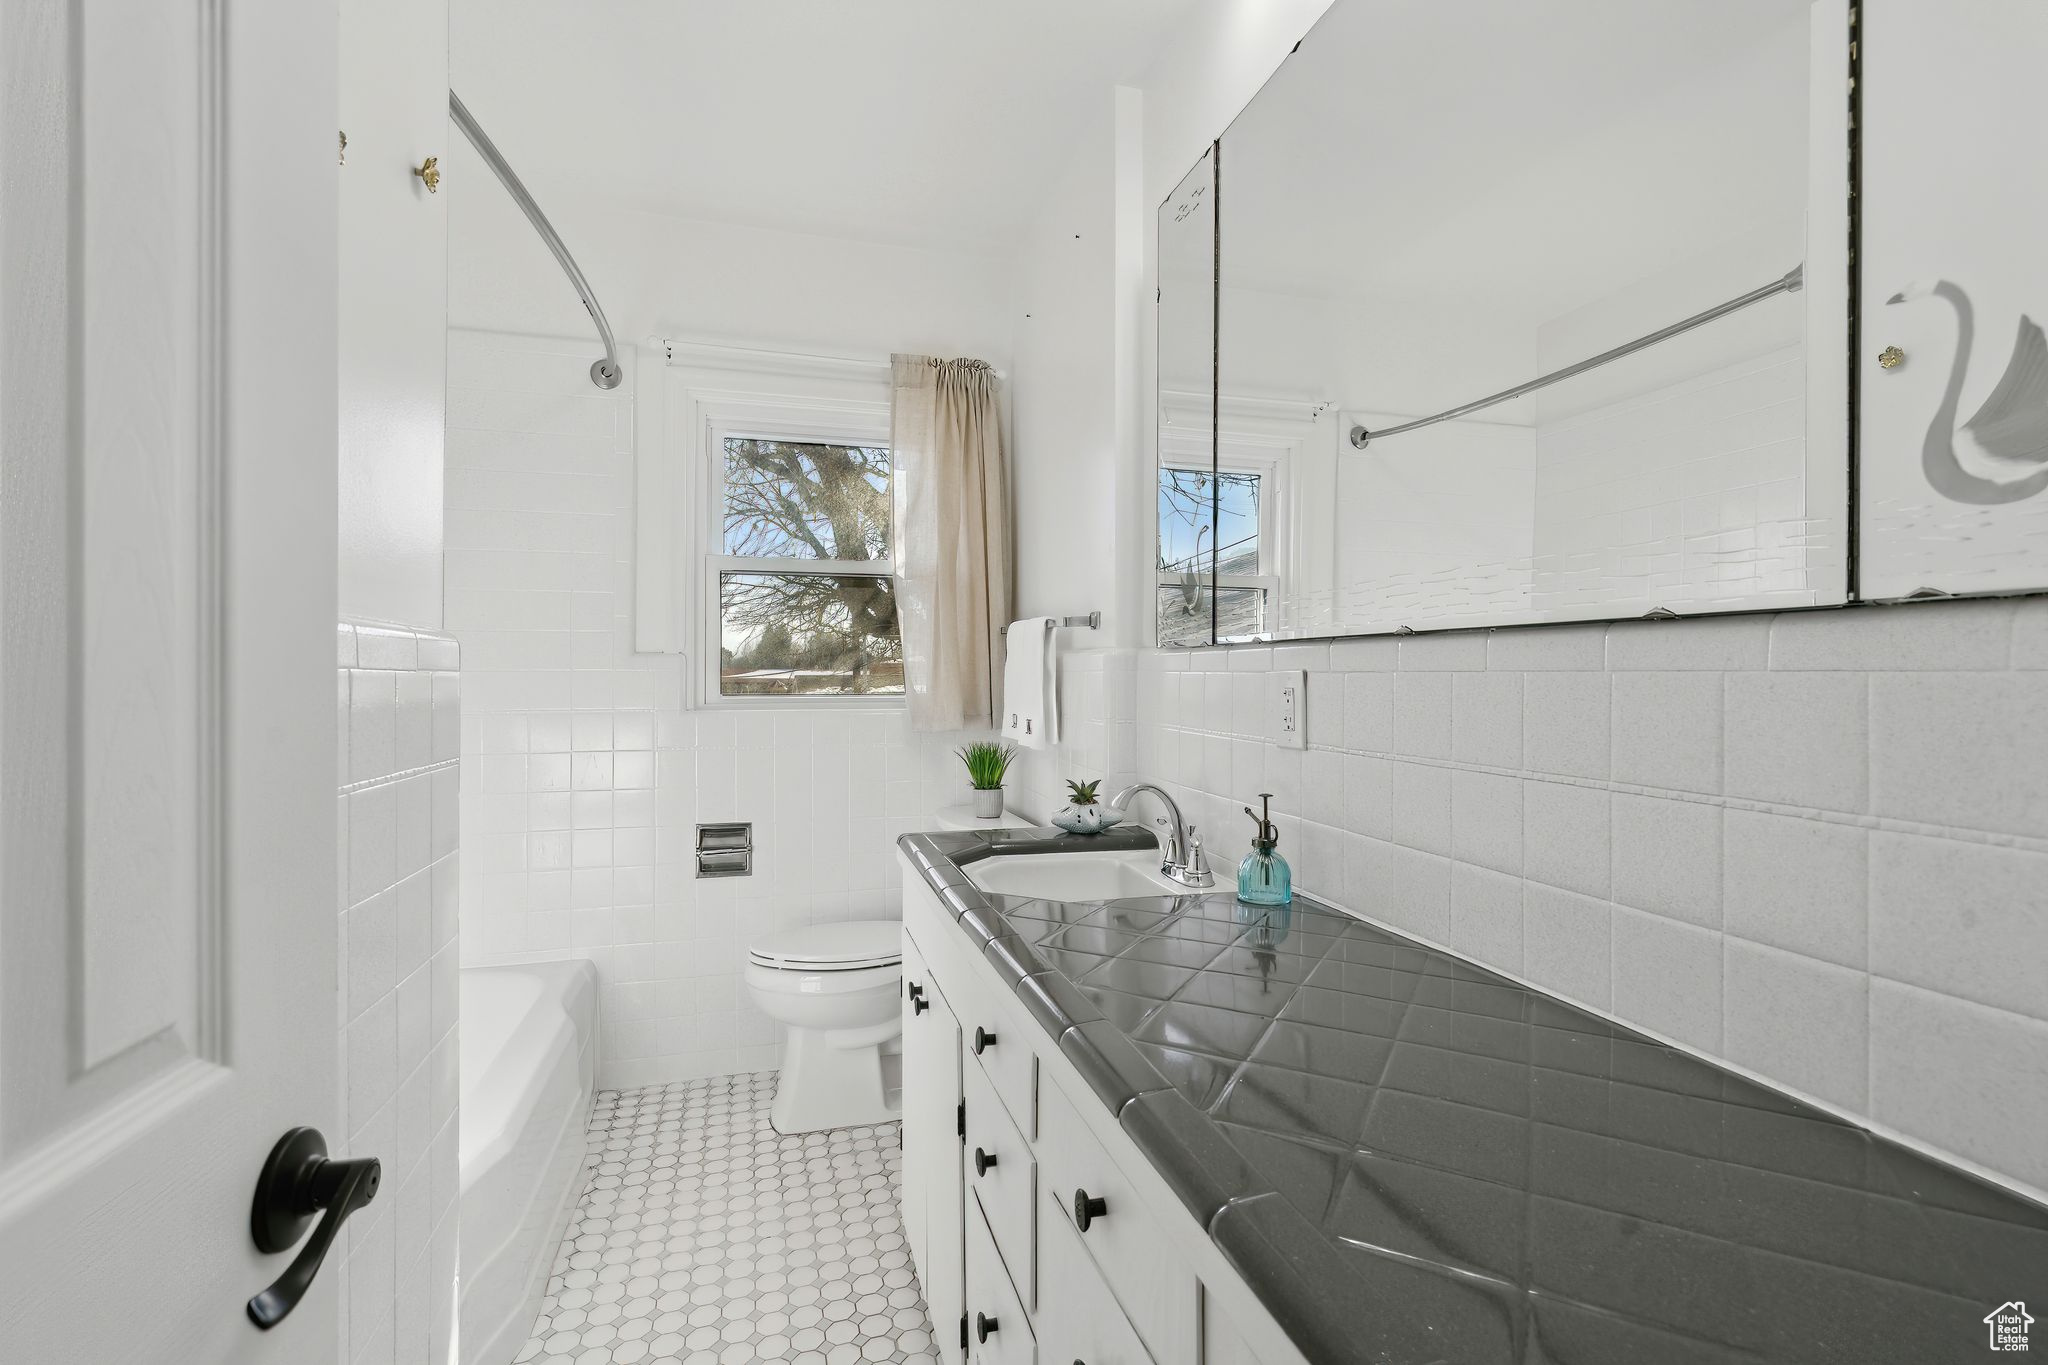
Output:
[1038,1196,1154,1365]
[968,1195,1035,1365]
[964,1044,1036,1308]
[963,986,1036,1140]
[1038,1077,1198,1361]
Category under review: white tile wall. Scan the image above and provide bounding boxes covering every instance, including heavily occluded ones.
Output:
[447,331,976,1089]
[1530,347,1822,614]
[336,622,460,1365]
[1031,596,2048,1201]
[1009,648,1140,821]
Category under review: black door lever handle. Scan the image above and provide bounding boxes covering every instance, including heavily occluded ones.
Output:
[246,1127,381,1328]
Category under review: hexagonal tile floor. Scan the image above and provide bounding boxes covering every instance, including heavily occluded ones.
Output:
[514,1071,936,1365]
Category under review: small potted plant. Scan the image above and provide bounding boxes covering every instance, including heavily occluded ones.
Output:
[1051,778,1125,835]
[956,740,1019,819]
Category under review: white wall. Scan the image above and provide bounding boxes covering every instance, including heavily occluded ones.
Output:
[1010,95,1120,631]
[339,0,448,631]
[446,329,984,1088]
[335,623,461,1365]
[1135,0,1341,211]
[446,163,1021,1086]
[337,2,454,1357]
[448,173,1015,360]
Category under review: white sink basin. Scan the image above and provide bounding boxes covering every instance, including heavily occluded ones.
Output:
[964,850,1182,901]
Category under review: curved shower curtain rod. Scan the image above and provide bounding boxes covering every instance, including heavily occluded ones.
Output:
[449,90,622,391]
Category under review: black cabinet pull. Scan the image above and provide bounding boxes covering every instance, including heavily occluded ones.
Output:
[976,1312,999,1344]
[908,982,925,1000]
[246,1128,381,1328]
[1074,1188,1109,1232]
[913,995,930,1014]
[973,1025,996,1054]
[974,1146,998,1177]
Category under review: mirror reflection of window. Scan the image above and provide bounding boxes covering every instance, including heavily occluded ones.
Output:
[1156,465,1283,645]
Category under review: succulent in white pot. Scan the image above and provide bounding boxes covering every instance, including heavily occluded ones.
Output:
[956,740,1018,819]
[1050,779,1124,835]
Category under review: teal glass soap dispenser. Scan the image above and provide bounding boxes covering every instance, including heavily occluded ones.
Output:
[1237,793,1293,907]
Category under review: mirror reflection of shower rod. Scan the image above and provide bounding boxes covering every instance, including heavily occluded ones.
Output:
[1348,265,1804,450]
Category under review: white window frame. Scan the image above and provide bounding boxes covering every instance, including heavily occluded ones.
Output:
[634,340,902,709]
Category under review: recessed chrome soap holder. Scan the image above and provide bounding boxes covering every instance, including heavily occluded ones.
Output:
[696,822,753,878]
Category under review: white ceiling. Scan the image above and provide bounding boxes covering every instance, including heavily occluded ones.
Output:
[450,0,1200,253]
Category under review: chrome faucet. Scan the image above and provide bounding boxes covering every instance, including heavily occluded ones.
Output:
[1111,782,1214,889]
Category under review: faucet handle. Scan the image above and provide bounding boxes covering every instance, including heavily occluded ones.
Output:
[1183,825,1209,876]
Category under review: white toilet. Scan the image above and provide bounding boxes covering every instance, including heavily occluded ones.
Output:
[744,920,905,1134]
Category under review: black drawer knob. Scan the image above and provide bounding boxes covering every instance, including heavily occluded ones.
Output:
[973,1025,996,1054]
[974,1146,998,1177]
[976,1312,999,1344]
[908,982,925,1000]
[1074,1188,1109,1232]
[913,995,930,1014]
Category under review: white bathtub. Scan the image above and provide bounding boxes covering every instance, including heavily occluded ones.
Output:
[458,958,600,1365]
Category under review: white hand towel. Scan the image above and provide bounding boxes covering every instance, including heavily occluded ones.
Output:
[1001,618,1059,750]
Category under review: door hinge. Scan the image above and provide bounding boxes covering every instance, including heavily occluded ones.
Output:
[960,1313,969,1351]
[957,1100,966,1140]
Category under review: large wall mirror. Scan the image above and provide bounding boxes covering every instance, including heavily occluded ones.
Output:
[1158,0,1853,645]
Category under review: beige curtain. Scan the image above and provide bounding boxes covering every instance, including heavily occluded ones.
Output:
[892,355,1013,732]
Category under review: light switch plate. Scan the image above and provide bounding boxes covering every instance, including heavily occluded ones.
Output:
[1269,669,1307,749]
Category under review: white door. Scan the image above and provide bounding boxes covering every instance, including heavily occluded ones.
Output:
[0,3,342,1363]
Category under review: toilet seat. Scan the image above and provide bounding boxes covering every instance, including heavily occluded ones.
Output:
[747,920,903,973]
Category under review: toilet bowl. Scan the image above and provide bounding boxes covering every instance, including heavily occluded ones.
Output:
[744,920,904,1134]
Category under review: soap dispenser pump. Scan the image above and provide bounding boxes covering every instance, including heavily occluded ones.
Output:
[1236,793,1292,907]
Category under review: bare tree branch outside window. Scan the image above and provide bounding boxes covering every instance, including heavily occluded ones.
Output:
[718,438,903,696]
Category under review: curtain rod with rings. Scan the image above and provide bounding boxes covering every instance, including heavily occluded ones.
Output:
[1348,265,1804,450]
[450,90,623,391]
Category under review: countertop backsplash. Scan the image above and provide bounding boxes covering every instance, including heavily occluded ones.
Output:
[1008,598,2048,1201]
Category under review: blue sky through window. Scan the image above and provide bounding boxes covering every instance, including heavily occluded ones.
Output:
[1158,467,1260,573]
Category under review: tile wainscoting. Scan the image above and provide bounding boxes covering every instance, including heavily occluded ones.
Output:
[337,622,462,1365]
[1011,599,2048,1200]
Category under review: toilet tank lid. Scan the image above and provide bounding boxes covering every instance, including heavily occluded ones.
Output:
[748,920,904,970]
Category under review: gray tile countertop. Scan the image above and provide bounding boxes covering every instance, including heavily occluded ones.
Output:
[900,826,2048,1365]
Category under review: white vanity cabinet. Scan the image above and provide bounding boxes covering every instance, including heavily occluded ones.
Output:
[902,931,967,1365]
[899,855,1308,1365]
